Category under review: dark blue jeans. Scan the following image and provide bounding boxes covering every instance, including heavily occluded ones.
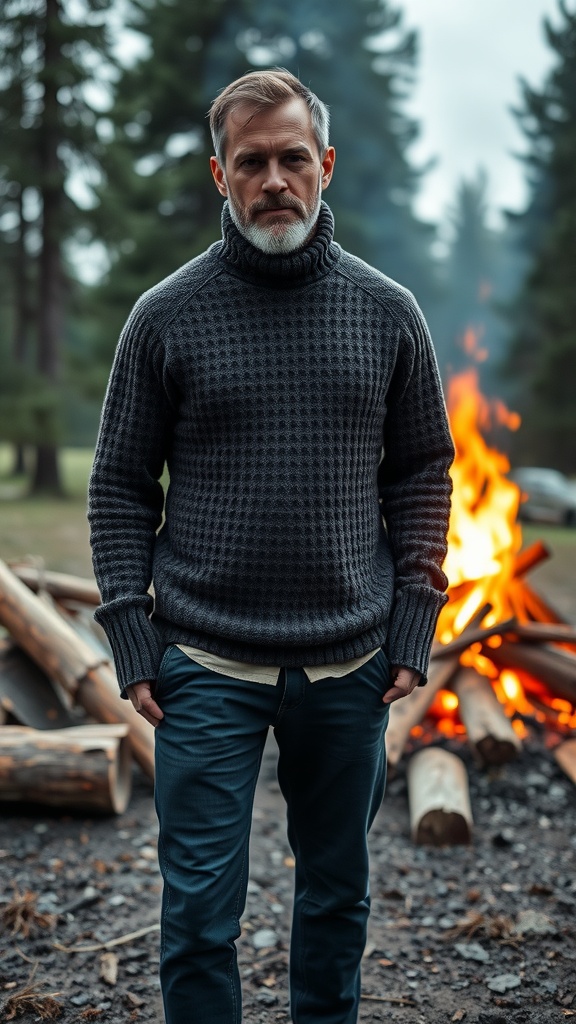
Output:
[154,645,391,1024]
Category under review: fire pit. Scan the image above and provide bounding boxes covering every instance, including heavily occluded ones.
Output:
[387,365,576,844]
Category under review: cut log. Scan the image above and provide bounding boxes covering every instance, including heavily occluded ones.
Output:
[407,747,473,845]
[554,739,576,786]
[0,640,76,730]
[0,559,154,780]
[9,564,101,606]
[386,656,460,769]
[451,666,521,765]
[486,640,576,705]
[0,723,131,813]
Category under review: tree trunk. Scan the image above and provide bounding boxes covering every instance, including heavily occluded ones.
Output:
[407,747,473,846]
[31,0,64,497]
[11,185,33,479]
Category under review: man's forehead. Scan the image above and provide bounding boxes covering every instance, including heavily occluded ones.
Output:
[225,96,314,143]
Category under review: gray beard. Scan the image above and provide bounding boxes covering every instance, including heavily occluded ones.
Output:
[227,188,322,255]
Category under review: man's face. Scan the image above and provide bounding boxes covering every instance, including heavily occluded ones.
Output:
[210,97,335,255]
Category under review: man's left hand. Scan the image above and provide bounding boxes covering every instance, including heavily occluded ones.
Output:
[382,666,421,704]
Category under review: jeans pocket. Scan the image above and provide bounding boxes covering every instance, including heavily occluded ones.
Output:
[154,644,176,698]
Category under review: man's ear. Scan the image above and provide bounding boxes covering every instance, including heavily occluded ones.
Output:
[321,146,336,190]
[210,156,228,197]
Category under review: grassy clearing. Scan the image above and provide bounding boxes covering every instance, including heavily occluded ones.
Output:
[0,447,94,576]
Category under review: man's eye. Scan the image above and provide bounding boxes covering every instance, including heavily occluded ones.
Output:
[241,158,260,167]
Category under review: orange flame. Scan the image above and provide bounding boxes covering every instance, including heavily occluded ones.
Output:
[437,362,522,643]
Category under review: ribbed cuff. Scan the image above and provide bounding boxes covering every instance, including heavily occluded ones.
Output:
[386,586,447,685]
[94,602,164,696]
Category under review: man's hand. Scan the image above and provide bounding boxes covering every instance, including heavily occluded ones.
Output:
[126,681,164,728]
[382,665,421,704]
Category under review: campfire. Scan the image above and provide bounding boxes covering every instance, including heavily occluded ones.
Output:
[388,360,576,844]
[0,358,575,838]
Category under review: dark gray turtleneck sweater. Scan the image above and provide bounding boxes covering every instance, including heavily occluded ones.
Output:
[88,202,454,695]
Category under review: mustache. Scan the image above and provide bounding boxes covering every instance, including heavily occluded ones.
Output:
[249,195,306,217]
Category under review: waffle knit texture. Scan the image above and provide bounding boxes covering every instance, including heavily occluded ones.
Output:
[88,202,454,696]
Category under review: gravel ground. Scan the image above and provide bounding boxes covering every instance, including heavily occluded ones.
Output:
[1,553,575,1024]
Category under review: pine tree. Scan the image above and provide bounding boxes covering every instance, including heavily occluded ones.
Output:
[505,0,576,472]
[0,0,115,493]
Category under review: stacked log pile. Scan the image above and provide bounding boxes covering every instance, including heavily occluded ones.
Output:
[0,559,154,814]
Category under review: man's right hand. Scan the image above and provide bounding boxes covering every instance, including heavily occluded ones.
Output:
[126,681,164,728]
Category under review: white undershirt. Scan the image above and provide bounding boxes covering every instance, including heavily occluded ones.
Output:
[177,644,381,686]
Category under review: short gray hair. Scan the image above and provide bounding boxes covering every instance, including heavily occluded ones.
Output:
[209,68,330,163]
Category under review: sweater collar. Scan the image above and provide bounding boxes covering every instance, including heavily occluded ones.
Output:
[218,200,340,285]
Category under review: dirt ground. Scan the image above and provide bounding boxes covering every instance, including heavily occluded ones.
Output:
[1,547,575,1024]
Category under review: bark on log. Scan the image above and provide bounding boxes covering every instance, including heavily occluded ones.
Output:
[554,739,576,786]
[451,666,521,765]
[386,656,460,769]
[486,640,576,705]
[407,747,473,845]
[0,723,131,813]
[0,559,154,780]
[9,564,101,606]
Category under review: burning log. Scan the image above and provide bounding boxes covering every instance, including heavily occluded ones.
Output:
[407,747,473,845]
[486,639,576,705]
[430,617,514,660]
[554,739,576,787]
[451,666,521,765]
[386,656,460,769]
[512,540,551,578]
[0,559,154,780]
[0,723,131,814]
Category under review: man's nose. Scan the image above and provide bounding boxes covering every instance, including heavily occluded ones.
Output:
[262,161,287,192]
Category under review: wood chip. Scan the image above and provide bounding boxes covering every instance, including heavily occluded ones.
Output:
[100,951,118,985]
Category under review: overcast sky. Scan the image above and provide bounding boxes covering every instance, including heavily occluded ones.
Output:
[398,0,565,231]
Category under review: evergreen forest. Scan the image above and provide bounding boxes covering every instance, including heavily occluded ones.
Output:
[1,0,575,492]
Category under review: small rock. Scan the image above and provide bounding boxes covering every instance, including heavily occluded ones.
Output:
[437,915,455,930]
[256,988,278,1006]
[454,941,490,963]
[252,928,278,949]
[514,909,556,936]
[486,973,522,994]
[70,993,92,1007]
[108,893,126,906]
[492,828,514,848]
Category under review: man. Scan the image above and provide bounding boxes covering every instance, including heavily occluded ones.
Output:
[88,69,454,1024]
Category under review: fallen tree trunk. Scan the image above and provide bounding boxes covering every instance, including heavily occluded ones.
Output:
[0,559,154,780]
[407,747,473,845]
[0,723,131,813]
[451,666,521,765]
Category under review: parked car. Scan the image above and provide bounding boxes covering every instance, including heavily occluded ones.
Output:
[509,467,576,527]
